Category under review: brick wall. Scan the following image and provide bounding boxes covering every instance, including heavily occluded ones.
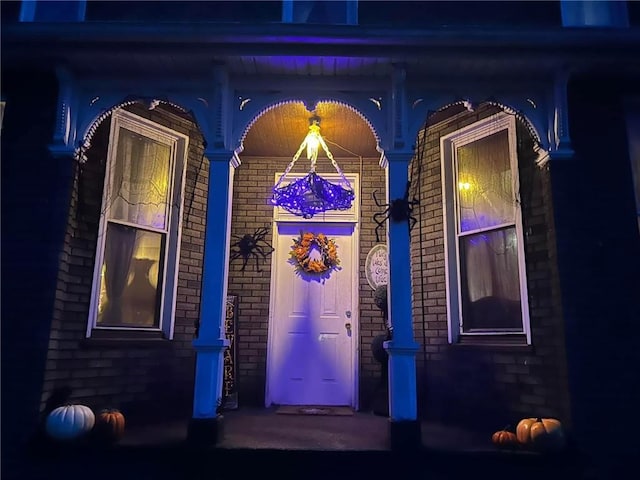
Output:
[227,155,386,408]
[409,103,571,433]
[40,103,208,425]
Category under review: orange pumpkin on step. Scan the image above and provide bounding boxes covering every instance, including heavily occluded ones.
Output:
[491,426,519,449]
[94,408,125,443]
[516,417,565,452]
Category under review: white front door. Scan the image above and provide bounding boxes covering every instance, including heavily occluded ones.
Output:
[267,222,357,407]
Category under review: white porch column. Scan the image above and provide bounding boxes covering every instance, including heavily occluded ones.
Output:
[383,150,421,450]
[188,149,234,444]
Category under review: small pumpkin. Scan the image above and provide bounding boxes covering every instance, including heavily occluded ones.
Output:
[516,417,565,451]
[94,408,125,443]
[491,426,519,449]
[45,404,95,440]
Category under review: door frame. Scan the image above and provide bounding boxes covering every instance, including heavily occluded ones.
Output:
[265,173,360,409]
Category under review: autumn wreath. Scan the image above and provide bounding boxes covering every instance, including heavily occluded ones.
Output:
[289,232,340,275]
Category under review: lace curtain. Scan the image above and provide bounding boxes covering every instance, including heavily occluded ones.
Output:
[97,129,170,326]
[110,128,171,229]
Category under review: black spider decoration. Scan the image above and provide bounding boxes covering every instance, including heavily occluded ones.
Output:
[372,182,420,243]
[229,226,275,272]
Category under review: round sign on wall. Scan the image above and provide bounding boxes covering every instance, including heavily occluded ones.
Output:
[365,244,388,290]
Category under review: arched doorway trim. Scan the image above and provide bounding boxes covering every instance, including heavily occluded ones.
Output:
[75,98,191,162]
[423,99,550,167]
[233,96,385,158]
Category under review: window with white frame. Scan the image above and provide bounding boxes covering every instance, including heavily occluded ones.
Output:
[87,109,188,339]
[441,113,530,344]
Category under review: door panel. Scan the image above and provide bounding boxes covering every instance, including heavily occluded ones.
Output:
[269,223,355,406]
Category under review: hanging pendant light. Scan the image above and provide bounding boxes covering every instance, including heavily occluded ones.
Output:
[271,117,355,219]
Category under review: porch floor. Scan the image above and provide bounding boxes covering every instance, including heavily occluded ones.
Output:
[15,407,600,480]
[121,406,492,452]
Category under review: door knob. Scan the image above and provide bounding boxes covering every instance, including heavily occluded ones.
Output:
[345,322,352,330]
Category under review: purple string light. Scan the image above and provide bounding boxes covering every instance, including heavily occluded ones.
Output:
[271,172,355,219]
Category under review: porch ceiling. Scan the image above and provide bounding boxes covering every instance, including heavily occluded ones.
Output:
[240,101,379,158]
[226,55,392,77]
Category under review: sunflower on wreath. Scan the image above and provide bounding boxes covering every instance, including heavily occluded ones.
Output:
[289,231,340,277]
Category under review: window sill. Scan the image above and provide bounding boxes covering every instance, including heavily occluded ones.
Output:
[453,333,533,351]
[82,328,172,348]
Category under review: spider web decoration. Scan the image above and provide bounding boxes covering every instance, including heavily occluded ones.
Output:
[271,172,355,219]
[271,117,354,219]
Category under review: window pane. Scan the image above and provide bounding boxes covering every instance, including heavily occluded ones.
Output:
[457,129,513,232]
[459,227,522,331]
[97,223,165,328]
[110,128,172,230]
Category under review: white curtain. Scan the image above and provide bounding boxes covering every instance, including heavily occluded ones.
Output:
[462,228,521,303]
[457,129,522,330]
[97,128,171,326]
